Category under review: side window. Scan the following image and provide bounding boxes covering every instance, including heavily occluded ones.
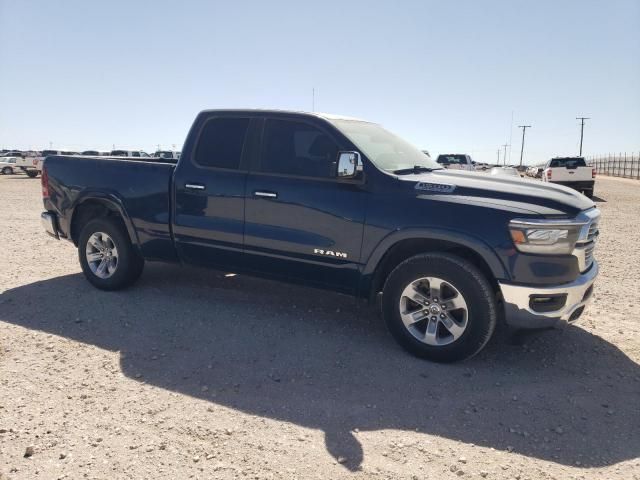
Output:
[131,151,140,157]
[261,119,339,178]
[195,117,250,169]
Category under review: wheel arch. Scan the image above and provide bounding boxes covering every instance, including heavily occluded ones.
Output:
[70,193,139,249]
[360,229,508,301]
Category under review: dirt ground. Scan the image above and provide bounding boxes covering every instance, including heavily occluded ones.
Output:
[0,173,639,480]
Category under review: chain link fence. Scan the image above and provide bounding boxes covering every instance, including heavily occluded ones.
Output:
[587,153,640,179]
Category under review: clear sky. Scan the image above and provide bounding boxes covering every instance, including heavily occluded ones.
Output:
[1,0,638,164]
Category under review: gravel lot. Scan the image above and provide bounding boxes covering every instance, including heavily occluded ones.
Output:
[1,173,639,480]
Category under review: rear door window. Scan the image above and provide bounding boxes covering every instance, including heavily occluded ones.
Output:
[195,117,250,169]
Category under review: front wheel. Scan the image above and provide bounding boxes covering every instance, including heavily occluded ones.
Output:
[382,253,497,362]
[1,167,12,175]
[78,217,144,290]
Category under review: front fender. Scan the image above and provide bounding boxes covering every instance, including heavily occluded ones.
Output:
[359,227,510,297]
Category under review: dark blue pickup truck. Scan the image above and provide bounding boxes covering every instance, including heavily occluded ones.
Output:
[41,110,600,362]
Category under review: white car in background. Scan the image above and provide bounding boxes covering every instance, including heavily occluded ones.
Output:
[110,150,151,158]
[542,156,595,198]
[152,150,181,161]
[0,157,18,174]
[81,150,110,156]
[436,154,475,171]
[16,150,78,177]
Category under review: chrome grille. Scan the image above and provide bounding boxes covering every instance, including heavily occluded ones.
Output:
[587,221,599,242]
[583,242,595,270]
[574,213,599,272]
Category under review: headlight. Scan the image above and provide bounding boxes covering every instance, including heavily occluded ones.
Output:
[509,219,582,254]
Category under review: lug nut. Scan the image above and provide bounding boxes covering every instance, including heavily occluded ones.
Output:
[431,316,437,321]
[433,297,439,303]
[440,313,446,319]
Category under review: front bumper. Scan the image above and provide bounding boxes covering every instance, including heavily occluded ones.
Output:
[41,211,60,239]
[499,261,598,329]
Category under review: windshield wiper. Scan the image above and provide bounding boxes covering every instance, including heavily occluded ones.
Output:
[392,166,443,175]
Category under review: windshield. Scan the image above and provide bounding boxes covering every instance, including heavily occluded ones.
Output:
[329,119,440,172]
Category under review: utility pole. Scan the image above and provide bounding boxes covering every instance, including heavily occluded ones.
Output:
[576,116,589,156]
[502,143,509,166]
[518,125,531,167]
[312,87,315,112]
[496,149,501,165]
[508,110,514,164]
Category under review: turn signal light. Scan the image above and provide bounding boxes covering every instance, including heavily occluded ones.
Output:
[510,229,526,245]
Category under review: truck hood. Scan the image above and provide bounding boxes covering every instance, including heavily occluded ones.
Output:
[398,169,594,217]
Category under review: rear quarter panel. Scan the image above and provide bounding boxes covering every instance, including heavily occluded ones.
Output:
[44,156,177,261]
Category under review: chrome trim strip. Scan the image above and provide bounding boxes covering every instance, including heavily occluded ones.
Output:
[254,191,277,198]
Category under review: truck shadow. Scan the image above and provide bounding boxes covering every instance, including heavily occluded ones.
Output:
[1,264,638,471]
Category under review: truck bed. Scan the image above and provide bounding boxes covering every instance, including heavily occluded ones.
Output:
[44,155,177,261]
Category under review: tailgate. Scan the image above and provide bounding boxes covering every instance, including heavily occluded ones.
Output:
[550,166,592,181]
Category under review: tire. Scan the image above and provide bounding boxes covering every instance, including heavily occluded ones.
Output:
[382,253,497,362]
[78,217,144,290]
[26,170,38,178]
[584,189,594,199]
[1,167,12,175]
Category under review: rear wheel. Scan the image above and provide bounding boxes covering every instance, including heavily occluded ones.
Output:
[78,217,144,290]
[584,189,594,199]
[382,253,497,362]
[25,170,38,178]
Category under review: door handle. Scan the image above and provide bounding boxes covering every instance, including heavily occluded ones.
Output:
[185,183,206,190]
[254,190,278,198]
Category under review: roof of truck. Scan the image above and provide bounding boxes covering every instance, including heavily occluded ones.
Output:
[198,109,371,123]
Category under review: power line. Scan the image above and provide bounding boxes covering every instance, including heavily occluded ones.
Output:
[576,116,590,156]
[518,125,531,167]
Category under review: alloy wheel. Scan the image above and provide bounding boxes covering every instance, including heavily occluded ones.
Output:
[398,276,469,346]
[85,232,119,279]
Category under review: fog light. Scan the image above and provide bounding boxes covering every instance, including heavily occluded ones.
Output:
[529,294,567,313]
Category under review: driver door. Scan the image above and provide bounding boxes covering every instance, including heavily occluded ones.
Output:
[243,116,367,293]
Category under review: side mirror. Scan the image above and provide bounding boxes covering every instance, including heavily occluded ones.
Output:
[336,151,361,178]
